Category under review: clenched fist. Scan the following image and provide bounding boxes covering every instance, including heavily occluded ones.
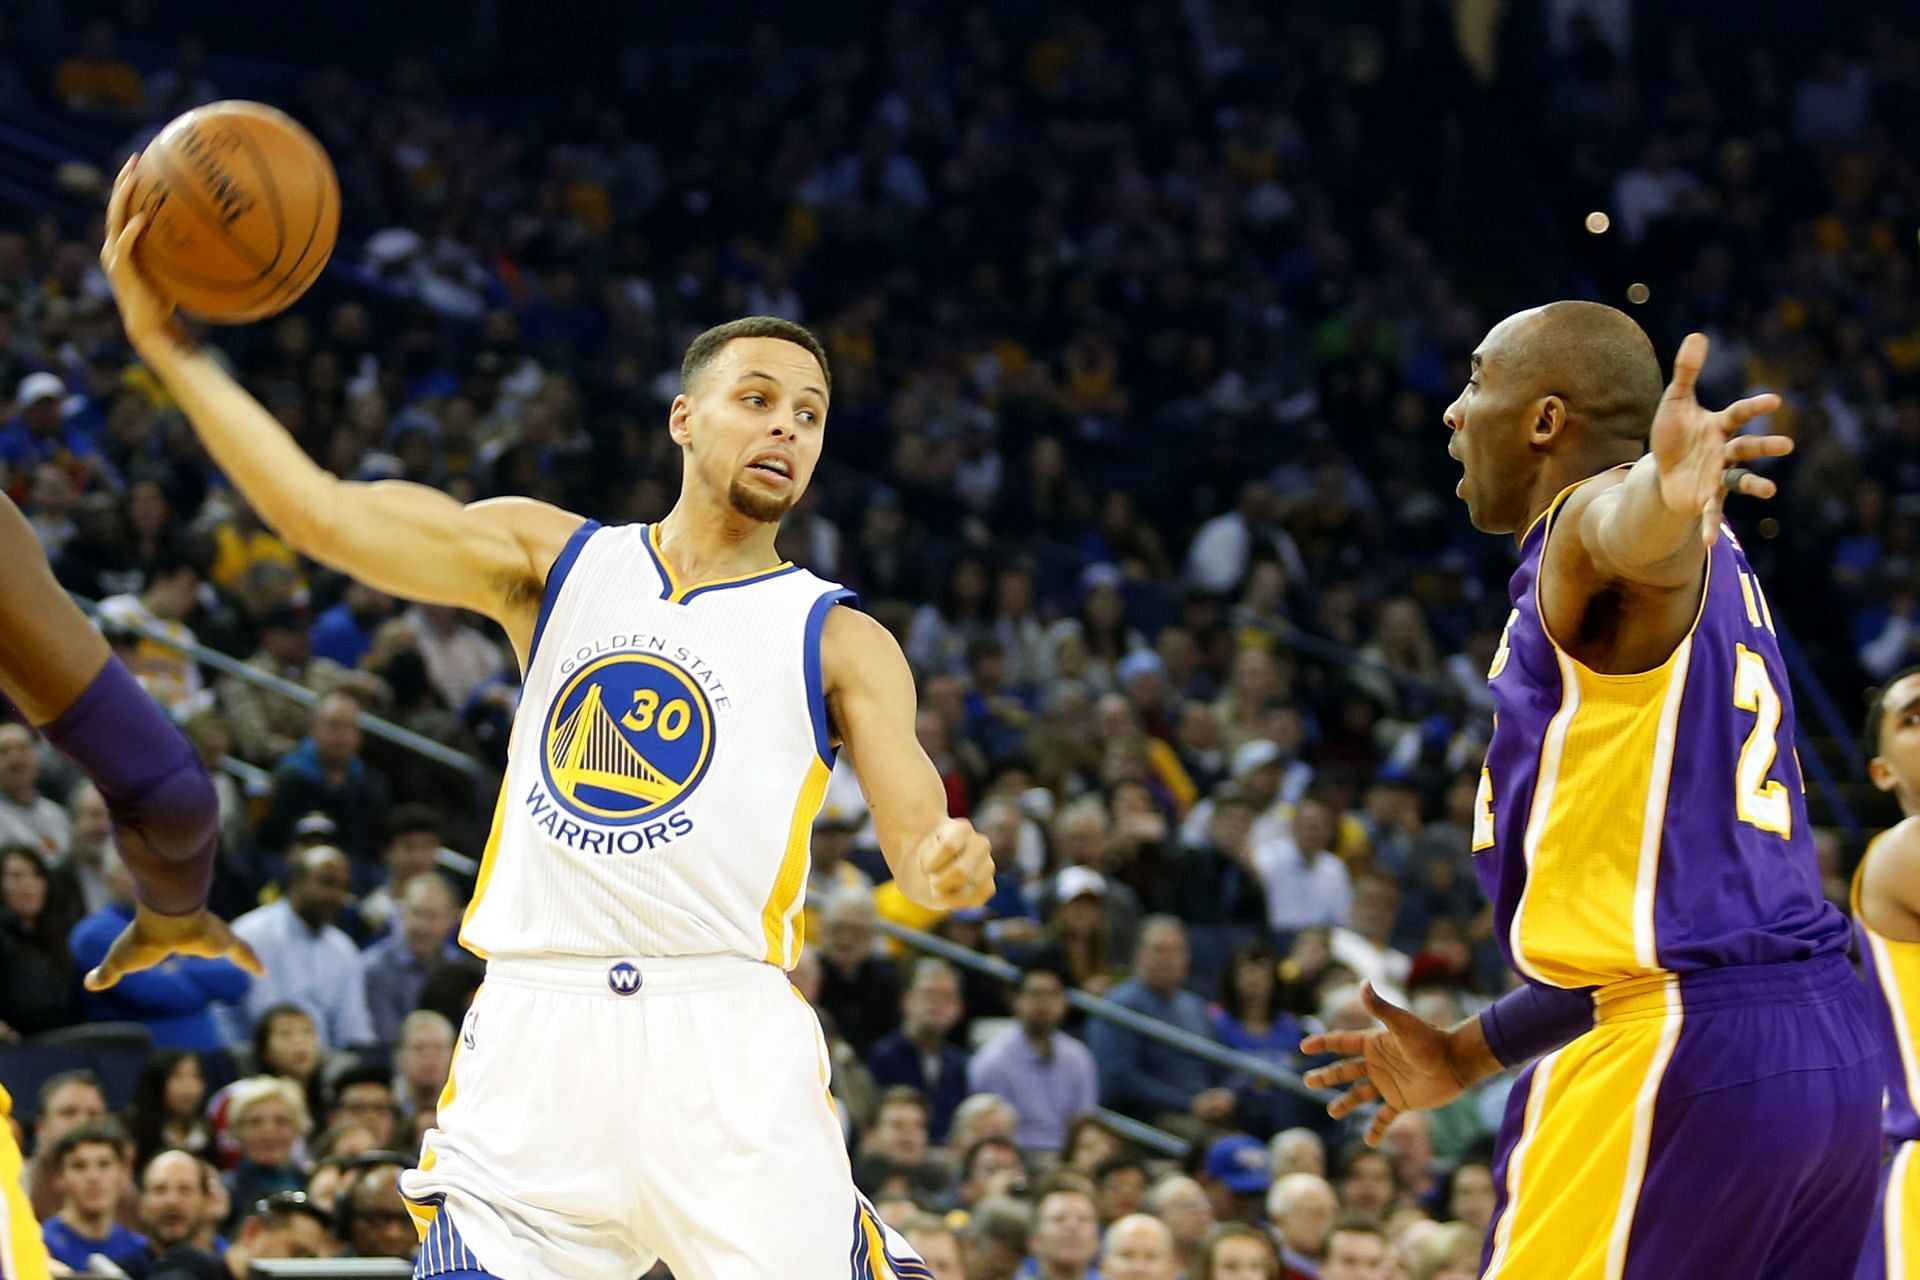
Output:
[914,817,994,911]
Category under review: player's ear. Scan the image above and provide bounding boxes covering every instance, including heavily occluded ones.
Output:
[668,393,693,447]
[1530,395,1568,447]
[1870,755,1899,794]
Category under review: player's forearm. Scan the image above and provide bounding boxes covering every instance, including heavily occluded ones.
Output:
[1474,982,1596,1072]
[138,339,341,553]
[1591,454,1704,588]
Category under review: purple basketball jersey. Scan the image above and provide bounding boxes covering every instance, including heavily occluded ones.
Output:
[1472,480,1849,992]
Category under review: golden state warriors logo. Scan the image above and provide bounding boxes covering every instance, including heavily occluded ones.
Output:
[539,653,714,826]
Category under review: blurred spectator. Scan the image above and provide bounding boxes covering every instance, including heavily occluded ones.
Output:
[899,1212,966,1280]
[98,545,214,721]
[1268,1129,1327,1180]
[58,780,115,915]
[1329,873,1411,1007]
[1209,943,1316,1139]
[1197,1135,1271,1226]
[814,888,898,1058]
[1089,917,1233,1136]
[0,843,80,1036]
[1095,1154,1150,1227]
[1267,1173,1338,1278]
[1252,794,1353,933]
[354,804,447,939]
[1440,1160,1495,1241]
[124,1050,216,1172]
[391,1009,455,1124]
[1101,1213,1178,1280]
[309,583,394,671]
[1193,1222,1283,1280]
[1029,1178,1104,1280]
[221,1077,310,1219]
[404,605,505,711]
[950,1136,1028,1214]
[0,725,70,858]
[1320,1217,1392,1280]
[341,1162,416,1261]
[1332,1145,1401,1221]
[1146,1173,1215,1278]
[215,1191,337,1273]
[1,372,98,480]
[360,872,463,1046]
[961,1195,1033,1280]
[854,1086,949,1200]
[324,1067,401,1152]
[257,693,392,865]
[42,1123,146,1273]
[866,957,970,1143]
[71,846,250,1050]
[53,21,144,115]
[219,604,358,764]
[137,1148,223,1269]
[967,961,1098,1154]
[27,1071,110,1220]
[232,847,375,1049]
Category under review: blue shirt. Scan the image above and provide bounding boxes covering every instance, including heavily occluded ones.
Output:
[43,1216,148,1275]
[867,1032,971,1144]
[70,902,253,1052]
[1086,978,1222,1117]
[0,416,98,472]
[309,602,377,669]
[967,1026,1099,1152]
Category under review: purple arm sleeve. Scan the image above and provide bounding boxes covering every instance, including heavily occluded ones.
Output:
[1478,982,1597,1069]
[40,657,216,916]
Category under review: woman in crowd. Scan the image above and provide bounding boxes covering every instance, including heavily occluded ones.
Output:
[124,1048,216,1171]
[0,844,79,1036]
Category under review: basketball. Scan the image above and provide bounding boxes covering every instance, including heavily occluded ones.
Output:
[126,99,339,325]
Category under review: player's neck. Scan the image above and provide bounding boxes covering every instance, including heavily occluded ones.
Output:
[1514,448,1633,546]
[654,501,783,583]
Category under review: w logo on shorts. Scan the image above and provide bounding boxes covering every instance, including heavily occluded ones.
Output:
[607,962,643,996]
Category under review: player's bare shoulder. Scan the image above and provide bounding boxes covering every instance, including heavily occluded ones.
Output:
[1862,815,1920,937]
[818,601,904,688]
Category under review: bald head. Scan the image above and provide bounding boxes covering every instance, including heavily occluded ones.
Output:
[1101,1213,1177,1280]
[1495,302,1664,444]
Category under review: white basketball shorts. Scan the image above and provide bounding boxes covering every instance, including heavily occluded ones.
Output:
[399,953,929,1280]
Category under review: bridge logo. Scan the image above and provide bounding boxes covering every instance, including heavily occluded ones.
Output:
[539,652,715,825]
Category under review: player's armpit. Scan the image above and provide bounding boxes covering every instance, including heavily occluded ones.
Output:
[820,606,950,907]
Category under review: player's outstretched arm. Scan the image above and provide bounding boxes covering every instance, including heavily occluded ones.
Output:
[99,157,583,661]
[822,606,994,913]
[1574,333,1790,591]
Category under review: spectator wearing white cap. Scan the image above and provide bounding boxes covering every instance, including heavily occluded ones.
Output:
[1033,799,1144,957]
[0,371,101,479]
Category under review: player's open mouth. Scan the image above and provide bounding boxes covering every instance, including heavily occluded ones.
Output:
[747,458,792,478]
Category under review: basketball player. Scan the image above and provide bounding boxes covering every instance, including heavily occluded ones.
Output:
[101,158,988,1280]
[1301,302,1880,1277]
[0,486,261,1280]
[1855,666,1920,1279]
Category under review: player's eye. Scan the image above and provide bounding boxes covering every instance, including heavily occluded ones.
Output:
[744,394,766,407]
[797,409,817,425]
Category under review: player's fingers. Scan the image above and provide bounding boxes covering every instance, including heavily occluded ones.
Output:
[83,938,139,991]
[1725,432,1793,461]
[1359,981,1419,1032]
[1700,495,1724,547]
[1736,473,1778,500]
[1327,1081,1382,1121]
[1662,333,1709,403]
[1300,1031,1368,1058]
[107,154,136,227]
[1723,392,1782,428]
[1366,1102,1404,1147]
[1302,1057,1370,1090]
[922,819,971,871]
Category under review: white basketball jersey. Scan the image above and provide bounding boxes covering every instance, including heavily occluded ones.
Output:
[459,521,854,969]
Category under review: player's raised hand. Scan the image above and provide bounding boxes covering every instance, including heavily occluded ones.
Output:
[98,154,180,350]
[915,816,994,911]
[84,903,264,992]
[1300,983,1466,1146]
[1651,332,1790,547]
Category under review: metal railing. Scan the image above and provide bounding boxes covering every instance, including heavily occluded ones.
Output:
[70,593,486,780]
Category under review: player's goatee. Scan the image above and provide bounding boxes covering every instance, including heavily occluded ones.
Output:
[727,478,792,523]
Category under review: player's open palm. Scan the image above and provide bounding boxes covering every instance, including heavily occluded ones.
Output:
[916,817,994,911]
[1651,332,1790,546]
[1301,983,1465,1145]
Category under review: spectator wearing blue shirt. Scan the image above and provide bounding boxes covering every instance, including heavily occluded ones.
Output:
[866,957,971,1144]
[42,1122,149,1277]
[69,848,252,1052]
[360,871,464,1046]
[0,371,100,481]
[968,961,1099,1154]
[1087,916,1235,1140]
[308,581,393,670]
[1207,942,1324,1140]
